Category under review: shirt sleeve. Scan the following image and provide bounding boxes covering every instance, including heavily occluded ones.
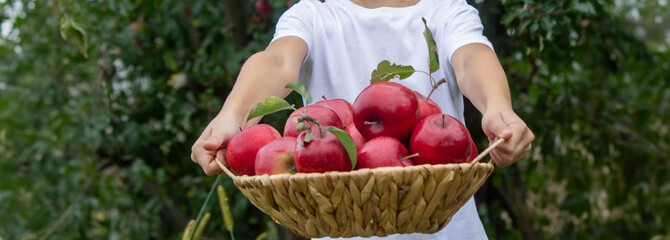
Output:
[437,0,493,63]
[271,0,315,53]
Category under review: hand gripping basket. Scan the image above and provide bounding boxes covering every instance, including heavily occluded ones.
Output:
[215,139,505,238]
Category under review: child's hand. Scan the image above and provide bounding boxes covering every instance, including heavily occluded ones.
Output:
[189,37,307,175]
[481,108,534,167]
[191,114,242,175]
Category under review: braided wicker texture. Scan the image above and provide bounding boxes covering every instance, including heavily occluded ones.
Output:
[223,162,494,238]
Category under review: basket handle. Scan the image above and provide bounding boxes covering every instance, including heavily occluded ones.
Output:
[470,138,506,165]
[214,151,238,180]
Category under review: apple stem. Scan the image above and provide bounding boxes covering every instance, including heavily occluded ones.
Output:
[318,127,325,138]
[402,153,420,161]
[364,121,379,125]
[441,114,446,128]
[426,78,447,100]
[322,95,328,100]
[297,115,319,126]
[426,88,436,100]
[416,70,437,86]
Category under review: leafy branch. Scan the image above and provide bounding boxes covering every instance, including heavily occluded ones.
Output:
[368,17,446,99]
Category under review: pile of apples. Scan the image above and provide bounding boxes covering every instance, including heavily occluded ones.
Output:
[225,82,478,176]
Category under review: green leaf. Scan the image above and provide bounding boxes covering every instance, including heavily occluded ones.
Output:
[370,60,415,84]
[422,18,439,73]
[325,126,357,169]
[163,54,179,72]
[295,122,307,132]
[59,17,88,58]
[247,96,294,121]
[572,2,596,15]
[304,129,313,143]
[285,82,312,105]
[501,10,521,26]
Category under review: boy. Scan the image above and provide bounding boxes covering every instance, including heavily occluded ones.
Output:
[191,0,534,239]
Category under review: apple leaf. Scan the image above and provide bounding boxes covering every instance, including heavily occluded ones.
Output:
[246,96,294,121]
[304,129,313,143]
[422,17,439,73]
[295,122,308,132]
[370,60,416,84]
[325,126,357,169]
[285,81,313,105]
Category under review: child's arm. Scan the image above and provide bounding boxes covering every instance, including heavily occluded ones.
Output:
[191,36,308,175]
[452,43,535,166]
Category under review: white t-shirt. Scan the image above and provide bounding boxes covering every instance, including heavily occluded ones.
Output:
[271,0,492,239]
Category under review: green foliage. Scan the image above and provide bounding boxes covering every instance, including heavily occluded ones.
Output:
[470,0,670,239]
[0,0,668,239]
[1,0,290,239]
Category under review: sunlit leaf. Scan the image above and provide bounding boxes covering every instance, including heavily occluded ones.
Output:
[247,97,294,121]
[370,60,415,84]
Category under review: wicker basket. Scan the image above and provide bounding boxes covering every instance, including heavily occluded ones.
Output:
[215,139,504,238]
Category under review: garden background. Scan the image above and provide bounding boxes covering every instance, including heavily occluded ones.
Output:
[1,0,669,239]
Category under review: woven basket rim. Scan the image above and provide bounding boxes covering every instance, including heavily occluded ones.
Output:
[215,138,505,180]
[224,162,492,181]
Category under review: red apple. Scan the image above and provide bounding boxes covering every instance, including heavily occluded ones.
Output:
[344,123,366,152]
[413,90,442,120]
[295,128,352,173]
[353,82,420,141]
[284,105,343,137]
[315,99,354,127]
[409,114,472,165]
[356,136,413,169]
[226,124,281,176]
[255,137,297,175]
[468,140,478,162]
[255,0,273,18]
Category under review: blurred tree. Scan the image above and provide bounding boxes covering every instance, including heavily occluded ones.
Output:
[0,0,668,239]
[467,0,670,239]
[0,0,294,239]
